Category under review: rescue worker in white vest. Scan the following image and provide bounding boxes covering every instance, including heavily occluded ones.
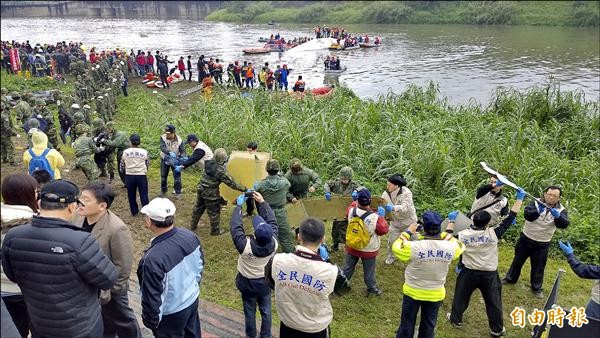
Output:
[381,174,418,265]
[447,188,526,337]
[159,124,185,199]
[265,217,349,338]
[392,211,465,338]
[503,185,569,299]
[470,176,509,226]
[174,134,214,173]
[231,191,278,338]
[558,240,600,319]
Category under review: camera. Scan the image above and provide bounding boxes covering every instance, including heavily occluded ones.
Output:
[244,191,255,198]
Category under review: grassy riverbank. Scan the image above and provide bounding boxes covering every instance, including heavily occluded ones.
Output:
[2,72,599,337]
[206,1,600,27]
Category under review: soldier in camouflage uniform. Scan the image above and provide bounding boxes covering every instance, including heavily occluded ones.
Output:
[12,92,32,126]
[95,95,107,122]
[72,123,104,181]
[324,166,361,251]
[190,148,247,235]
[285,158,322,202]
[81,104,93,124]
[70,111,86,142]
[101,121,129,185]
[103,87,115,120]
[255,159,295,253]
[1,105,18,165]
[34,98,59,151]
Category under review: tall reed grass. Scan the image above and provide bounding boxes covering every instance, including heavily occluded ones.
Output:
[117,81,599,262]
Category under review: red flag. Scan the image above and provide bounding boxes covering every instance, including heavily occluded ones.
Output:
[9,48,21,72]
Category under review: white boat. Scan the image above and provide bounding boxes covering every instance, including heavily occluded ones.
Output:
[344,45,360,50]
[324,66,347,74]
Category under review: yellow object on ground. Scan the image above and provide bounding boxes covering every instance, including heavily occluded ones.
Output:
[286,195,386,227]
[220,150,271,203]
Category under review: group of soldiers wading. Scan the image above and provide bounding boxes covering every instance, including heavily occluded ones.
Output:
[1,53,129,184]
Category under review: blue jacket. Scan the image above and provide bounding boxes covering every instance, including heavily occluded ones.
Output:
[280,68,289,82]
[137,227,204,330]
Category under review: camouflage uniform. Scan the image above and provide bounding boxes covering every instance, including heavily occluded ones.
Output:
[255,159,295,253]
[35,98,59,151]
[12,93,32,125]
[324,166,361,250]
[103,88,115,120]
[95,96,107,121]
[101,121,129,184]
[70,112,86,142]
[284,158,322,201]
[81,104,92,124]
[1,109,17,165]
[190,148,247,235]
[72,123,101,181]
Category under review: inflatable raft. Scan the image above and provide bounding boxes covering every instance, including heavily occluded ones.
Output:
[359,42,382,48]
[324,66,347,74]
[243,48,270,54]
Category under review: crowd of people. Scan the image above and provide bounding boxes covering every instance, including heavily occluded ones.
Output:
[1,38,598,338]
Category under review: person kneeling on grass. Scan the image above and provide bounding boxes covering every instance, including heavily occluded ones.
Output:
[392,211,465,338]
[230,191,278,338]
[447,188,526,337]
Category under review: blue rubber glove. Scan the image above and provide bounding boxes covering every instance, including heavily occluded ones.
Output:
[516,188,526,201]
[174,165,183,173]
[495,178,504,187]
[325,192,331,201]
[385,203,394,212]
[448,211,459,222]
[550,208,561,218]
[537,203,546,215]
[168,151,176,158]
[236,194,246,206]
[351,190,358,201]
[318,244,329,261]
[377,206,385,217]
[558,240,573,256]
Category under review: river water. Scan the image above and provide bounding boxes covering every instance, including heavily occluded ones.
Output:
[1,18,599,104]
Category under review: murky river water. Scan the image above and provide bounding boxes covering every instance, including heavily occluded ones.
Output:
[1,18,599,104]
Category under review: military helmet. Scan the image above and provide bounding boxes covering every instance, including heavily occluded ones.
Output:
[10,91,20,99]
[91,117,105,129]
[1,87,7,94]
[290,158,302,173]
[73,111,85,122]
[339,166,354,180]
[21,92,32,100]
[75,123,90,135]
[105,121,116,133]
[35,98,46,106]
[266,159,280,172]
[27,118,40,129]
[213,148,229,165]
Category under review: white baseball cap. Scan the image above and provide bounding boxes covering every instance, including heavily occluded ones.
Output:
[141,198,176,221]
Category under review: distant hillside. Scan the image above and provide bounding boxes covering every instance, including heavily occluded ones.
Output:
[205,1,599,27]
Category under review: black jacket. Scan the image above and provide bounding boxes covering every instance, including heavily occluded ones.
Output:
[2,215,117,338]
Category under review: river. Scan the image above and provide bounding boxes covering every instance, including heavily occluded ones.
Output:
[1,18,598,104]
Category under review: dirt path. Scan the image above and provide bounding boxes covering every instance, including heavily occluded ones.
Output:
[2,125,279,337]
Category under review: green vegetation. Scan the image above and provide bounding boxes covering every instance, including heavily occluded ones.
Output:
[114,80,600,264]
[206,1,600,27]
[2,72,599,337]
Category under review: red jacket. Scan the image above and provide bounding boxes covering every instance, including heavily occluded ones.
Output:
[136,54,146,65]
[178,59,185,71]
[146,54,154,65]
[89,52,97,64]
[344,201,389,258]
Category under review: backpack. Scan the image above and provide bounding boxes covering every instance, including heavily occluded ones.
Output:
[346,207,373,250]
[28,148,54,179]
